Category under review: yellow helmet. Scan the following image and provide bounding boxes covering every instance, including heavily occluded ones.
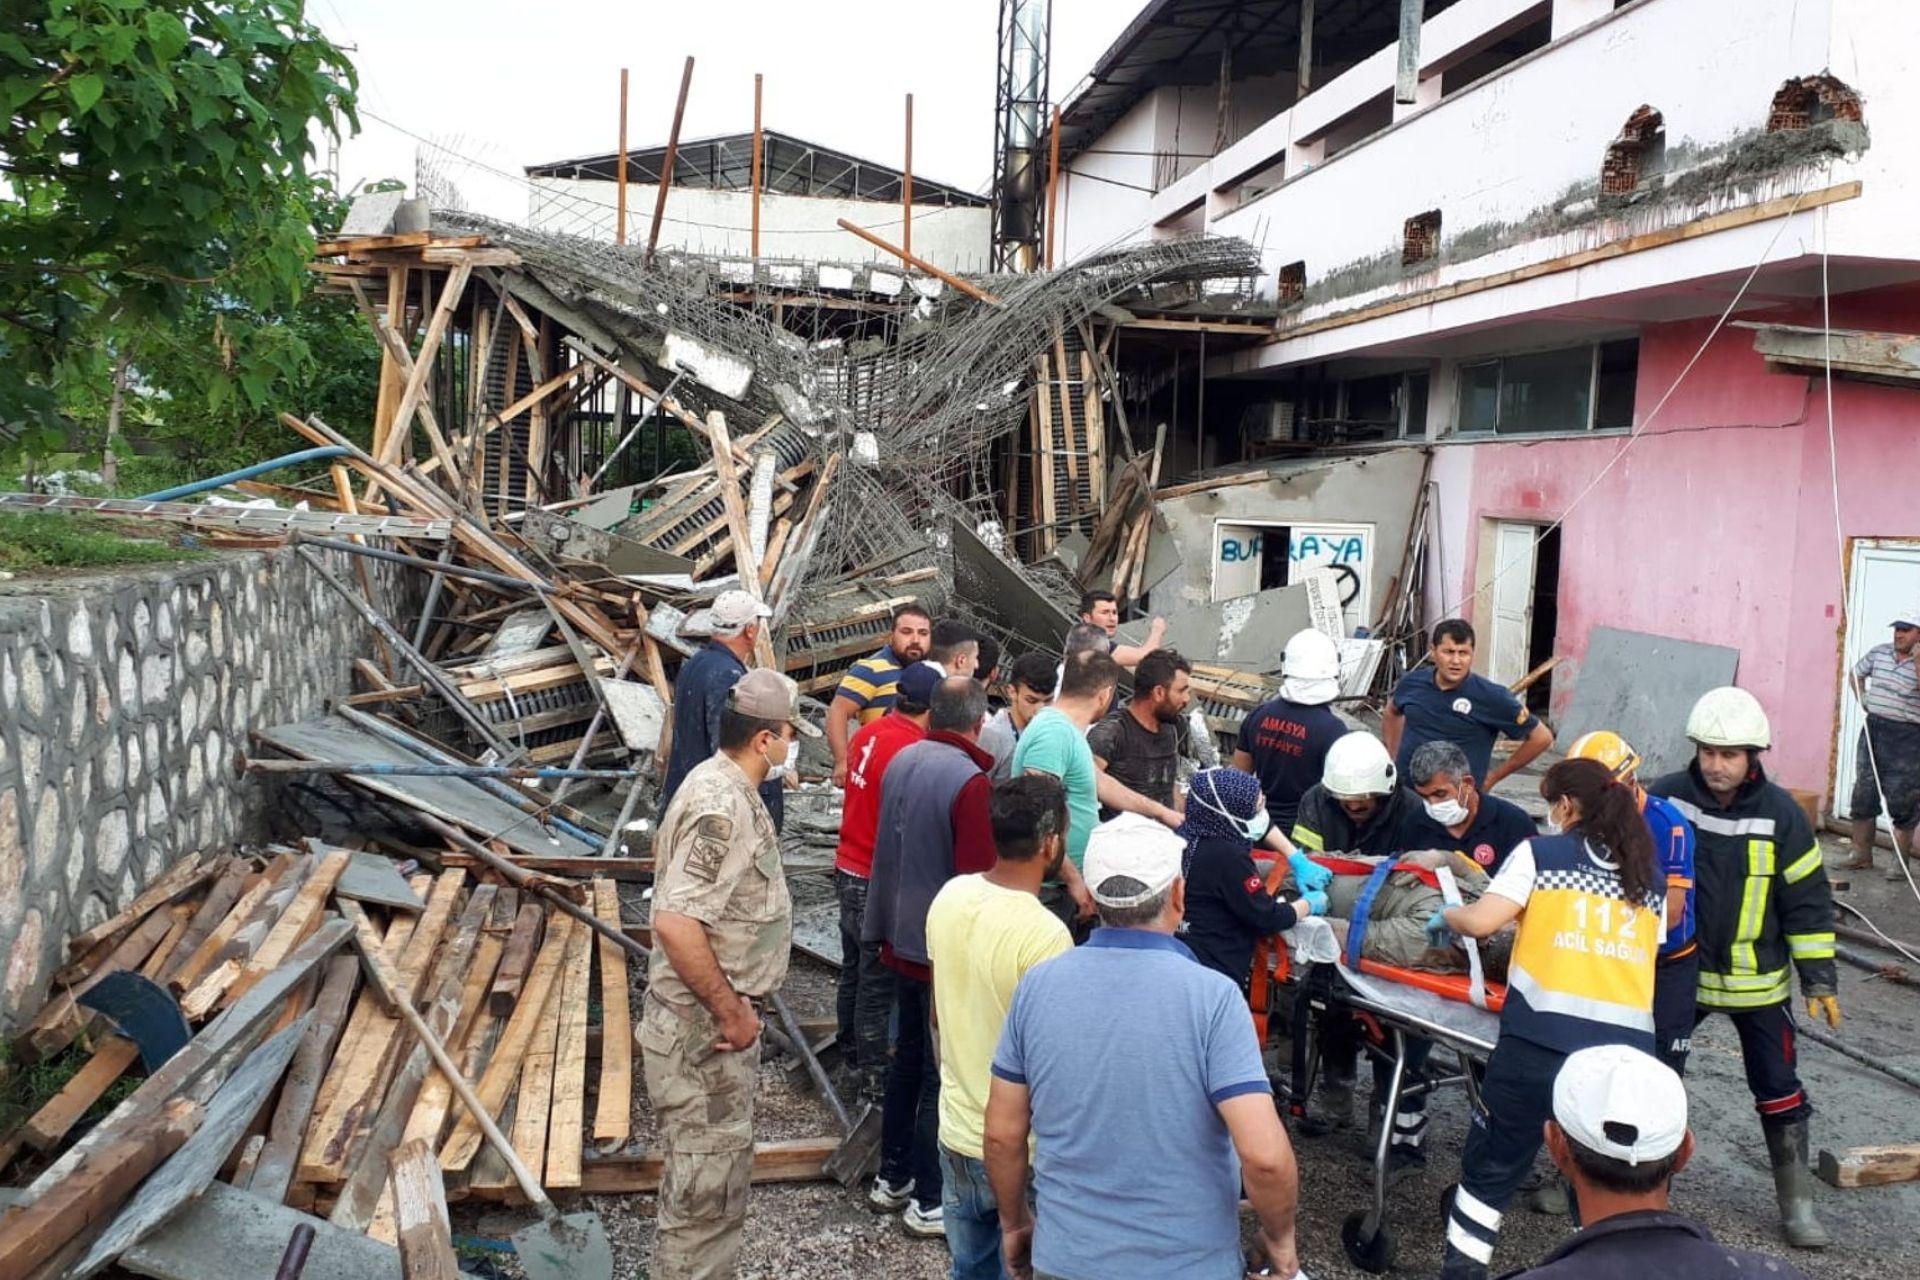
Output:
[1568,730,1643,783]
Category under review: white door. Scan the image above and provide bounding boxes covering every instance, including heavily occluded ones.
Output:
[1487,521,1539,686]
[1834,539,1920,823]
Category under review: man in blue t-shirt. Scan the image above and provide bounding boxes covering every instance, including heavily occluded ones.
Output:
[1386,619,1554,793]
[983,817,1301,1280]
[1399,740,1539,874]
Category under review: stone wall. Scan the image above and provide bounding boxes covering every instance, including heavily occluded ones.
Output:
[0,546,396,1033]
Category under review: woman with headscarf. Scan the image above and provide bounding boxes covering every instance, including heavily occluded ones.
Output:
[1177,766,1329,988]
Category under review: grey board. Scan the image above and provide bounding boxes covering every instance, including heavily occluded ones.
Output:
[119,1181,402,1280]
[256,716,599,857]
[1558,626,1740,779]
[337,850,427,911]
[948,517,1074,653]
[1157,582,1316,673]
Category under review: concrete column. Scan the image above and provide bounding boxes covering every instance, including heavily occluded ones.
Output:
[1425,358,1460,441]
[1551,0,1614,39]
[1392,73,1443,122]
[1288,135,1327,175]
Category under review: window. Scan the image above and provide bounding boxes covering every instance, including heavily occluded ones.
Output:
[1456,340,1638,436]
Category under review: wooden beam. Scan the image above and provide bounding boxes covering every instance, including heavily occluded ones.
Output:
[836,218,1001,305]
[579,1137,837,1194]
[390,1138,459,1280]
[223,848,352,1007]
[382,260,473,467]
[647,56,696,265]
[63,853,211,959]
[489,901,546,1016]
[540,907,594,1189]
[902,93,914,259]
[249,953,359,1203]
[1817,1143,1920,1188]
[615,69,630,246]
[1045,105,1061,270]
[590,880,631,1147]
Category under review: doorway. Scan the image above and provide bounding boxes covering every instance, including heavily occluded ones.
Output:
[1480,519,1560,708]
[1211,519,1376,633]
[1834,538,1920,823]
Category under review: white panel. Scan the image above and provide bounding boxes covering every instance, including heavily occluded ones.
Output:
[1834,539,1920,822]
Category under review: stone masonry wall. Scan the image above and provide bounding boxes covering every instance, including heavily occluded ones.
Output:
[0,546,398,1033]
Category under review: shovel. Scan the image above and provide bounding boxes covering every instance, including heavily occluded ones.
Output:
[348,915,613,1280]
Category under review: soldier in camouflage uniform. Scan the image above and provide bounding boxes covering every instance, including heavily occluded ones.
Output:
[642,669,816,1280]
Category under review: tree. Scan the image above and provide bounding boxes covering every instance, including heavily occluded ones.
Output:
[0,0,358,456]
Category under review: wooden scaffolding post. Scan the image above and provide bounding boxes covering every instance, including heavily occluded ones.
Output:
[902,93,914,259]
[750,74,764,260]
[616,69,630,245]
[647,56,696,266]
[1045,105,1062,270]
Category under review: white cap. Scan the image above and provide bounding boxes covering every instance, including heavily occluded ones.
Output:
[1552,1045,1687,1166]
[710,589,772,636]
[1082,814,1183,908]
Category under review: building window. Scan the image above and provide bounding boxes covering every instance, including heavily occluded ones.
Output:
[1403,211,1442,266]
[1456,339,1638,436]
[1601,106,1665,195]
[1278,260,1307,303]
[1767,75,1864,133]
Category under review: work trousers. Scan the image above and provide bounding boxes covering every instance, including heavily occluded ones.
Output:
[880,974,943,1211]
[836,870,893,1082]
[1653,949,1700,1076]
[1447,1036,1566,1272]
[1850,714,1920,829]
[1695,1001,1812,1127]
[639,996,761,1280]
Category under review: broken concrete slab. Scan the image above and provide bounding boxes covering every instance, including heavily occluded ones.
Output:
[1559,626,1740,779]
[118,1181,401,1280]
[1158,581,1316,673]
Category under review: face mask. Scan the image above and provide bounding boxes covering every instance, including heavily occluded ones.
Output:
[1424,797,1469,827]
[1194,776,1269,844]
[761,735,794,782]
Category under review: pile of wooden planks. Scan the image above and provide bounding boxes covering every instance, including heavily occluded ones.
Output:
[0,843,643,1276]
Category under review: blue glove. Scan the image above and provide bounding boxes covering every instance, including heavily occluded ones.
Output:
[1288,852,1332,894]
[1301,890,1329,918]
[1424,909,1455,949]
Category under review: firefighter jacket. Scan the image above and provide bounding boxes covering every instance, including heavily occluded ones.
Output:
[1647,762,1836,1011]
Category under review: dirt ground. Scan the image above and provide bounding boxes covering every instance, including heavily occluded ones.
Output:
[463,830,1920,1280]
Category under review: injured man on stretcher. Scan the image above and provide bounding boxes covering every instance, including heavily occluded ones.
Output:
[1313,849,1515,980]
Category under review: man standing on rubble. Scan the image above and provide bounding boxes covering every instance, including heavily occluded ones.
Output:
[865,675,1001,1237]
[642,669,817,1280]
[1078,589,1167,670]
[834,662,941,1099]
[661,589,786,829]
[1385,620,1554,794]
[983,817,1302,1279]
[829,603,933,786]
[1647,688,1839,1250]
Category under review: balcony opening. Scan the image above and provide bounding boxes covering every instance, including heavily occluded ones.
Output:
[1767,74,1864,133]
[1600,106,1665,195]
[1440,9,1552,99]
[1403,210,1442,266]
[1278,260,1307,303]
[1319,92,1394,162]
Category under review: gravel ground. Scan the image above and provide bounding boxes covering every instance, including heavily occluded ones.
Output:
[458,830,1920,1279]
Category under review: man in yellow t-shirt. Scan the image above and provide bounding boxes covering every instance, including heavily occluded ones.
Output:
[925,775,1073,1279]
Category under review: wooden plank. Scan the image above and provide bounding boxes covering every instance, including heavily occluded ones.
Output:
[578,1137,837,1194]
[590,880,632,1146]
[230,1134,267,1188]
[543,906,595,1188]
[20,1038,142,1152]
[178,858,317,1021]
[63,853,210,959]
[436,853,653,883]
[488,902,546,1016]
[167,853,301,995]
[1817,1143,1920,1188]
[1033,355,1057,554]
[388,1139,458,1280]
[0,1098,201,1278]
[439,914,574,1172]
[248,954,360,1204]
[506,914,575,1187]
[381,261,473,467]
[223,849,353,1007]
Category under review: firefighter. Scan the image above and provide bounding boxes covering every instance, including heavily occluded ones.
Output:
[1647,687,1838,1250]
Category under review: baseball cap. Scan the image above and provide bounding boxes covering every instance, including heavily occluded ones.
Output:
[1891,611,1920,629]
[895,661,942,709]
[1552,1045,1687,1166]
[727,668,821,737]
[1083,814,1184,908]
[711,589,772,636]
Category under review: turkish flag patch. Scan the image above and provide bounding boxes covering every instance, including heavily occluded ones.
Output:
[1473,844,1496,867]
[1245,874,1263,894]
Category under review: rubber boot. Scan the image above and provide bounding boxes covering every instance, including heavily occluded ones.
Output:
[1520,1172,1571,1216]
[1297,1071,1355,1136]
[1437,1241,1490,1280]
[1764,1120,1831,1249]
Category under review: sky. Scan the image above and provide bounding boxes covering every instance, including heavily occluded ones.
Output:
[314,0,1139,223]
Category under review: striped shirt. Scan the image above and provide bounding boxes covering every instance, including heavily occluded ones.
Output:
[1854,643,1920,725]
[833,647,905,725]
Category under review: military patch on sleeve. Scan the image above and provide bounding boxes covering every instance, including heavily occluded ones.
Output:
[681,813,735,883]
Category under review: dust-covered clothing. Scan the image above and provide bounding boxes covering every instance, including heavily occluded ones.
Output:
[1323,858,1491,970]
[1087,708,1181,817]
[1291,783,1420,858]
[1849,714,1920,829]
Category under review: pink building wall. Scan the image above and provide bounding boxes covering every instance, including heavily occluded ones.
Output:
[1452,286,1920,798]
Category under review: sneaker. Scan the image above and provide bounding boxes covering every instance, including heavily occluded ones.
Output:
[901,1201,946,1238]
[868,1176,913,1213]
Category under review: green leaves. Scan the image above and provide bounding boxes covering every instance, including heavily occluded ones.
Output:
[69,70,103,112]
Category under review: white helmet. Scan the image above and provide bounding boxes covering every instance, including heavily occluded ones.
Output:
[1323,731,1396,797]
[1685,686,1771,750]
[1282,629,1341,682]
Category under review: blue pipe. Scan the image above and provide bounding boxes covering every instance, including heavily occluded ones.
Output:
[137,446,352,502]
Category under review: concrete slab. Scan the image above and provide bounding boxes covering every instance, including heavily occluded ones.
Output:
[118,1181,402,1280]
[1558,625,1740,779]
[336,850,426,912]
[1158,582,1316,673]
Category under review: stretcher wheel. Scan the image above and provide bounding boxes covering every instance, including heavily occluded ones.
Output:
[1341,1209,1395,1273]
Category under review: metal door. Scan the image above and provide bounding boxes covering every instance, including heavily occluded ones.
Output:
[1834,538,1920,823]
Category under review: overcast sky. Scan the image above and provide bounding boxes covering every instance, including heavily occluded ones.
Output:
[316,0,1137,222]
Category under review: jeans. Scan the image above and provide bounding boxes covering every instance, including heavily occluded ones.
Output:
[940,1145,1006,1280]
[881,975,942,1210]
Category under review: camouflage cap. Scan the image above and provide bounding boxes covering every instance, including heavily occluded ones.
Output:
[728,668,821,737]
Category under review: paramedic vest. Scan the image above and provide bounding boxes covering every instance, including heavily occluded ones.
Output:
[1504,833,1663,1055]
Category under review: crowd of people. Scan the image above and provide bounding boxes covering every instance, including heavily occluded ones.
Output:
[640,596,1844,1280]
